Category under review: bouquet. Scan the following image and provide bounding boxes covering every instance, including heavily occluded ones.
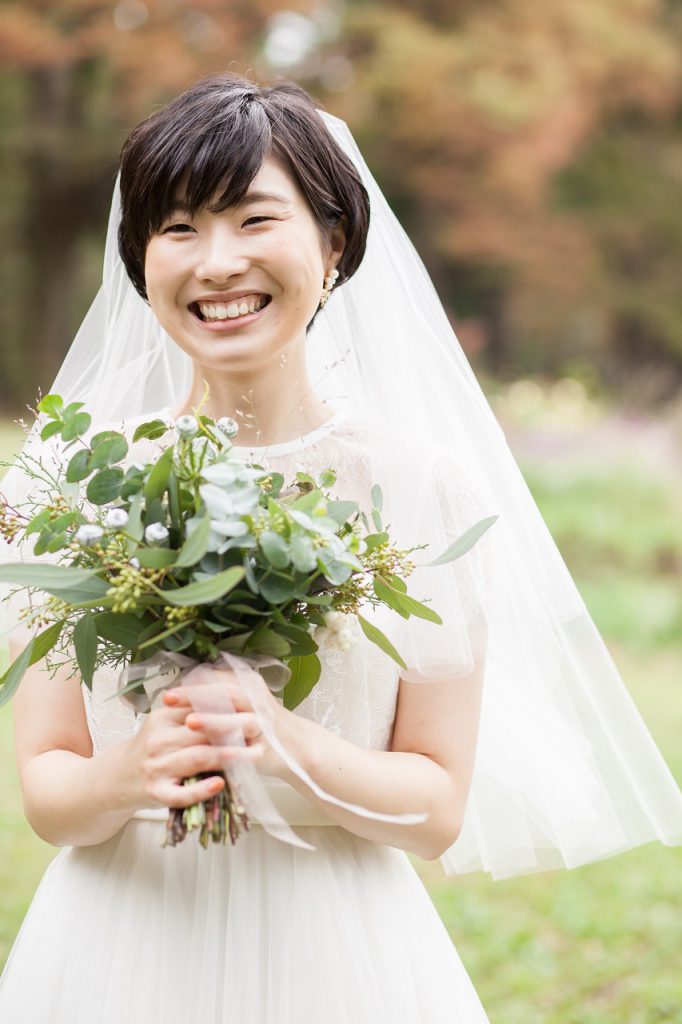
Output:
[0,393,496,847]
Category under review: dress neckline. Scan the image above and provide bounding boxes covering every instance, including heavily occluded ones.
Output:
[159,407,350,457]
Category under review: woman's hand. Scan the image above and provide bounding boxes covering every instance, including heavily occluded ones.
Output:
[166,664,292,781]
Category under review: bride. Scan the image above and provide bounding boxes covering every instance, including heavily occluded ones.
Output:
[0,72,680,1022]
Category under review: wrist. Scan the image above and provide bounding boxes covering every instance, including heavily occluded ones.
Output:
[270,705,319,784]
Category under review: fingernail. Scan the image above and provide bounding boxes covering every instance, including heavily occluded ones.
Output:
[164,692,179,704]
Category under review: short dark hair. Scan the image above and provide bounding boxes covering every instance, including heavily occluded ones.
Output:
[117,73,370,304]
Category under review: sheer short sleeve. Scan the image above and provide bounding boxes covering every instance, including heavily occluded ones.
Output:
[394,448,497,684]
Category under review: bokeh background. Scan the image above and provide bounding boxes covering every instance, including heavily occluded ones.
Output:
[1,2,681,1021]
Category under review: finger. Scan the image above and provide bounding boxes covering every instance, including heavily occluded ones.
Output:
[185,711,262,741]
[166,684,253,713]
[163,744,237,778]
[151,774,226,809]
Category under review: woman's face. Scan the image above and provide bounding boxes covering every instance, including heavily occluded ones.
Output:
[144,157,343,376]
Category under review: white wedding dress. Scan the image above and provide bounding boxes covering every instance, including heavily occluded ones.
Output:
[0,409,491,1023]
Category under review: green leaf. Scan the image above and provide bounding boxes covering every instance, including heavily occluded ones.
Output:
[282,653,321,710]
[136,548,177,568]
[40,420,63,441]
[319,558,352,585]
[290,534,317,573]
[94,611,145,647]
[0,620,65,708]
[259,575,296,603]
[73,614,98,689]
[89,434,128,469]
[260,530,290,569]
[66,449,92,482]
[62,401,86,419]
[86,467,124,504]
[0,564,110,603]
[371,508,383,531]
[125,491,144,548]
[167,468,181,532]
[153,566,245,606]
[25,509,53,536]
[374,574,441,623]
[318,469,336,488]
[426,515,498,566]
[61,412,91,441]
[132,419,172,442]
[325,499,358,526]
[371,483,383,512]
[144,446,174,504]
[246,624,291,658]
[277,624,317,656]
[37,394,64,418]
[175,512,211,568]
[357,613,407,670]
[364,531,389,552]
[373,577,410,619]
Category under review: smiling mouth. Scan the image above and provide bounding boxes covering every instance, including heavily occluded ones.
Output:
[190,295,272,323]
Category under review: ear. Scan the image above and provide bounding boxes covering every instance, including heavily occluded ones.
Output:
[327,213,347,271]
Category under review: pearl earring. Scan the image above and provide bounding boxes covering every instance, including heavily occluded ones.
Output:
[319,268,339,308]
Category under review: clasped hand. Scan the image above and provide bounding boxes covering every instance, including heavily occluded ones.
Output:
[130,665,289,812]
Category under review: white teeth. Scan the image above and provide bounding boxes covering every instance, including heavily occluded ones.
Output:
[197,295,267,322]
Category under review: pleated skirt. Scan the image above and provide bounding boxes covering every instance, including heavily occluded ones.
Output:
[0,817,490,1022]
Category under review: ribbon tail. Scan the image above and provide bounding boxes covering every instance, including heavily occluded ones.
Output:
[219,652,429,830]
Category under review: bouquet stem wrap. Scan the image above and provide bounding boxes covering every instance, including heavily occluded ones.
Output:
[118,651,428,851]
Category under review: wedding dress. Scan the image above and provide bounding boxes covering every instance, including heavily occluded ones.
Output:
[0,407,492,1023]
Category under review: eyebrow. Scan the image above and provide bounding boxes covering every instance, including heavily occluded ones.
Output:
[168,190,292,213]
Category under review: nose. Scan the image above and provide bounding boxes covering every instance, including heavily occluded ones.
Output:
[194,223,250,284]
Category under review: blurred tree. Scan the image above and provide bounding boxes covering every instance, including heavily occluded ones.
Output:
[317,0,682,391]
[0,0,284,413]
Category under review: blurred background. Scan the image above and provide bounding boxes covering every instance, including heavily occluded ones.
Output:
[1,2,681,1021]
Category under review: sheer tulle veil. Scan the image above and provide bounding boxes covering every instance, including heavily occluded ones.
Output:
[1,108,681,880]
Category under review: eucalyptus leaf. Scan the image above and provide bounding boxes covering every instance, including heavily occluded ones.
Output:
[86,467,124,505]
[426,515,499,566]
[136,548,177,569]
[94,611,145,647]
[73,613,98,689]
[246,624,291,658]
[371,483,383,512]
[89,434,129,469]
[282,654,321,710]
[132,419,172,442]
[175,512,211,568]
[37,394,64,418]
[40,420,63,441]
[61,412,91,441]
[357,613,407,670]
[260,530,290,569]
[324,500,358,526]
[144,446,174,503]
[153,565,245,606]
[0,620,65,708]
[0,564,110,603]
[66,449,92,483]
[259,575,296,604]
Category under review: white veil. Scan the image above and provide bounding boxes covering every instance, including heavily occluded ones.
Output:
[1,109,681,880]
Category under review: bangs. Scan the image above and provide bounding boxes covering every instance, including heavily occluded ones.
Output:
[139,99,273,233]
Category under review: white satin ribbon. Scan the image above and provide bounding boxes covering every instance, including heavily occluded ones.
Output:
[118,650,427,852]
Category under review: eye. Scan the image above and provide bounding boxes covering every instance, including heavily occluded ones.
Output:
[161,222,195,234]
[243,216,274,227]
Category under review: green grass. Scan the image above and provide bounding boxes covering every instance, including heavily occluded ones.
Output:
[1,418,681,1021]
